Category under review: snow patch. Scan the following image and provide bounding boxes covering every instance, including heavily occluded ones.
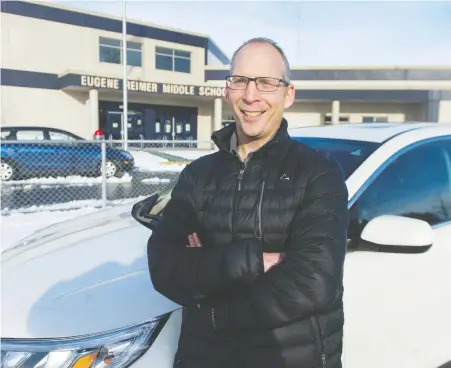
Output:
[160,150,215,160]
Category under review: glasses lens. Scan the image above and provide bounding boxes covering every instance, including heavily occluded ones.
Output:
[257,78,281,91]
[227,76,248,90]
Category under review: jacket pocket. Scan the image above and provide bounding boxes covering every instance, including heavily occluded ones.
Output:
[310,316,327,368]
[255,180,266,239]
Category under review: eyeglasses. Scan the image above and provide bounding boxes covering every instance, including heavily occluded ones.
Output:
[225,75,289,92]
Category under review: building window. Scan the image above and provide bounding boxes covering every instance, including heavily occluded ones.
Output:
[155,47,191,73]
[99,37,142,67]
[362,116,389,123]
[324,115,350,124]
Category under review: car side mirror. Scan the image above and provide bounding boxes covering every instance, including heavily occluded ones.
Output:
[131,193,162,230]
[360,215,434,253]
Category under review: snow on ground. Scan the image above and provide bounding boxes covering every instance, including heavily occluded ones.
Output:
[161,149,215,160]
[2,173,171,187]
[0,149,208,249]
[2,174,134,186]
[1,207,98,251]
[129,149,215,172]
[130,150,188,172]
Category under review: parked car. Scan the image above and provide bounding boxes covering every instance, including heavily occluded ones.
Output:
[0,126,134,180]
[1,123,451,368]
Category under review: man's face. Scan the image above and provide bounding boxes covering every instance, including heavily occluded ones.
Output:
[225,42,295,141]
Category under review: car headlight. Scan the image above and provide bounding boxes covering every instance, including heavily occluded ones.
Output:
[0,313,170,368]
[122,151,133,160]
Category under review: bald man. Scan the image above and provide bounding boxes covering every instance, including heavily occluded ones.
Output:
[148,37,349,368]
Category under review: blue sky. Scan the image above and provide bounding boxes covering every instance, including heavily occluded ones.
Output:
[48,1,451,67]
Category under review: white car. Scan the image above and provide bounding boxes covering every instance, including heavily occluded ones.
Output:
[2,122,451,368]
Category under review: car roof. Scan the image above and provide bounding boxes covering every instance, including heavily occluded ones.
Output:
[288,122,451,143]
[1,126,66,130]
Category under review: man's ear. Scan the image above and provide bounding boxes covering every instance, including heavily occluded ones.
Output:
[284,84,295,109]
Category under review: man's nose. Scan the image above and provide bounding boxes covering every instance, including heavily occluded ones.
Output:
[242,80,260,102]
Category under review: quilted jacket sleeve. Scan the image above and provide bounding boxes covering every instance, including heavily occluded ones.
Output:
[210,154,349,331]
[147,163,264,308]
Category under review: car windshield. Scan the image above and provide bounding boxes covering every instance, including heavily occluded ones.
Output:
[146,137,378,216]
[292,137,380,179]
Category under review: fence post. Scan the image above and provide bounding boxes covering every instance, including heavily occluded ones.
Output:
[101,140,107,208]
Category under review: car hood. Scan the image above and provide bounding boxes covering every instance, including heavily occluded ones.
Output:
[1,204,180,339]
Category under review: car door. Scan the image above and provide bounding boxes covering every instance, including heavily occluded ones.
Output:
[343,138,451,368]
[47,129,78,175]
[14,129,57,177]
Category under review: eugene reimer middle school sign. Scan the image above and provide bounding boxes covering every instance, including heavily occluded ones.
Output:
[72,74,226,97]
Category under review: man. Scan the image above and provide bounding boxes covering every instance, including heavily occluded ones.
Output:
[147,37,349,368]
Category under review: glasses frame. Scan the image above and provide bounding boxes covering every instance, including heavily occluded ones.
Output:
[225,75,290,92]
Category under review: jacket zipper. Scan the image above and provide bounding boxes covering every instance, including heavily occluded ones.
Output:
[231,160,245,239]
[310,316,327,367]
[255,180,265,239]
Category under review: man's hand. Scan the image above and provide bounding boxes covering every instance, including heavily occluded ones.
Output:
[187,233,203,247]
[263,252,285,272]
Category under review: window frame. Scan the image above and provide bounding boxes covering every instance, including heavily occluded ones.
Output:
[98,37,143,67]
[362,116,389,123]
[324,114,350,125]
[155,46,191,74]
[347,135,451,240]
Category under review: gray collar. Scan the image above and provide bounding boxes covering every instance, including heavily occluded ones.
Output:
[230,131,254,163]
[230,130,278,162]
[230,131,238,153]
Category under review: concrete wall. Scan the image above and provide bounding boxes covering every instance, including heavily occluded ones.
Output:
[282,102,427,127]
[1,12,206,85]
[1,86,93,139]
[438,100,451,123]
[340,102,427,123]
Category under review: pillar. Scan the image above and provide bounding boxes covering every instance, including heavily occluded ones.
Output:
[89,89,99,133]
[214,97,223,132]
[438,99,451,123]
[427,91,440,122]
[331,100,340,125]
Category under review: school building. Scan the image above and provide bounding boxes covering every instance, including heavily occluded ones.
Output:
[1,0,451,144]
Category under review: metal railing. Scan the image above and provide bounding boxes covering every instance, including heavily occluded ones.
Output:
[0,139,215,214]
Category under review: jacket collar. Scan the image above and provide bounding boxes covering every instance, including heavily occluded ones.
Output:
[211,118,290,157]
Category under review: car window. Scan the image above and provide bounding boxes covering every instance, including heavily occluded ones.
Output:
[1,129,14,140]
[292,137,379,179]
[16,130,45,141]
[348,139,451,241]
[49,131,77,141]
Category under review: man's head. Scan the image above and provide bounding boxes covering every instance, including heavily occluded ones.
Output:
[225,38,295,145]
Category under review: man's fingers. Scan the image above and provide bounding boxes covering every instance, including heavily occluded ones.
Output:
[193,232,203,247]
[188,234,196,247]
[187,233,203,248]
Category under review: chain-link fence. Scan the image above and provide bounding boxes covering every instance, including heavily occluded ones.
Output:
[1,139,215,214]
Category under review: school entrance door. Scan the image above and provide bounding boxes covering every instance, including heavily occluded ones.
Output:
[106,111,144,140]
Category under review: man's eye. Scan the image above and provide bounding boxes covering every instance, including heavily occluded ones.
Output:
[259,79,278,86]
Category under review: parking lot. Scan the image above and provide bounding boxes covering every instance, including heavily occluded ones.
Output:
[1,145,211,213]
[0,145,211,251]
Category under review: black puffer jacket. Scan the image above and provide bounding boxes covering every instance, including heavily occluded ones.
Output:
[147,118,349,368]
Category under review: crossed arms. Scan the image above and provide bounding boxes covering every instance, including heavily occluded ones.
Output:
[147,155,349,331]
